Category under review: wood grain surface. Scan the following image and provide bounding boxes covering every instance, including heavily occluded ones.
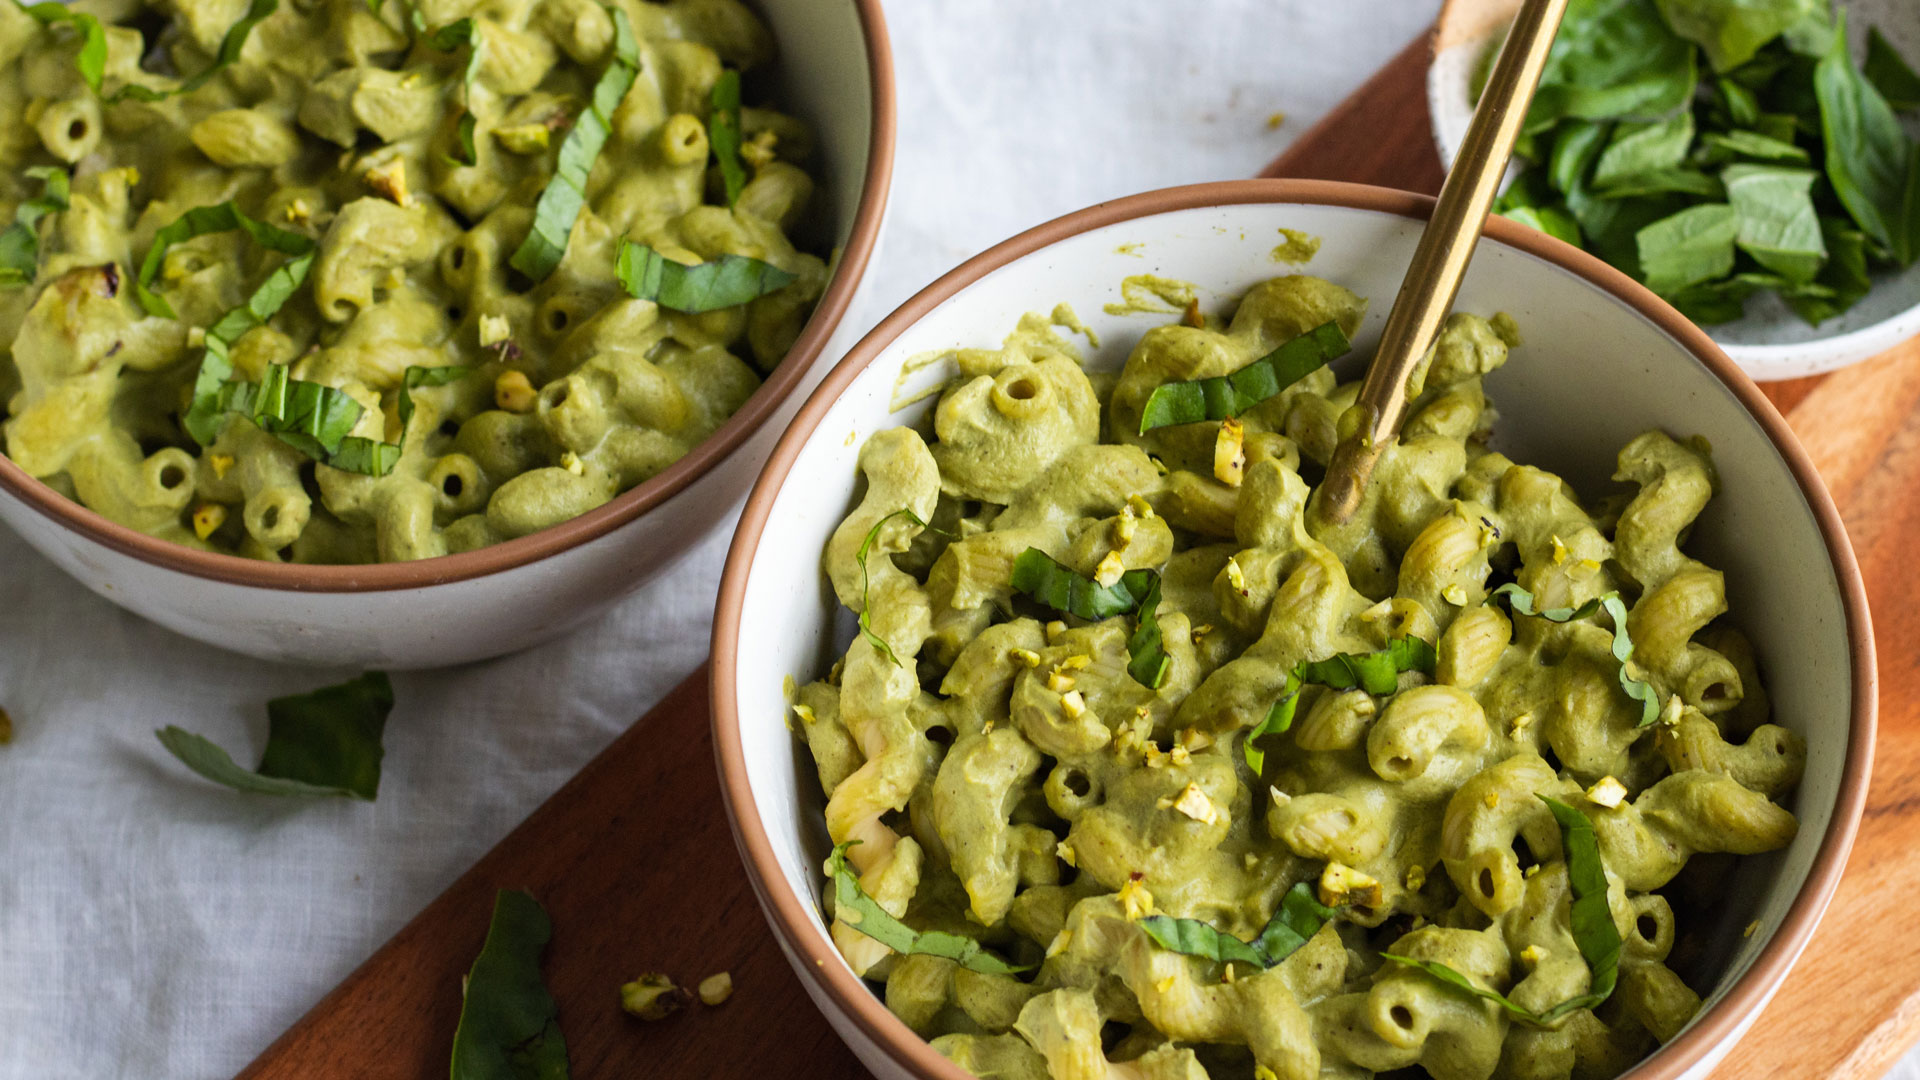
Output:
[243,30,1920,1080]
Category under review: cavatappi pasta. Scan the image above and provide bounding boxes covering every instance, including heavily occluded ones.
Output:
[0,0,825,562]
[794,274,1803,1080]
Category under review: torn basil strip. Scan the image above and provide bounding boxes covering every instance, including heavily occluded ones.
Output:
[509,4,639,282]
[1140,882,1336,969]
[1490,584,1659,727]
[855,507,941,667]
[135,201,316,321]
[1009,548,1157,622]
[826,842,1032,975]
[0,167,70,288]
[1242,636,1437,776]
[709,68,747,206]
[450,890,572,1080]
[1137,320,1350,433]
[1124,575,1170,691]
[1383,795,1620,1027]
[430,18,485,167]
[614,240,796,314]
[155,672,393,800]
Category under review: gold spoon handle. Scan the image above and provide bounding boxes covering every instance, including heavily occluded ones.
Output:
[1317,0,1570,525]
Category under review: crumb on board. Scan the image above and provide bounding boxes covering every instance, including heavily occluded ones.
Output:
[620,974,692,1020]
[698,971,733,1006]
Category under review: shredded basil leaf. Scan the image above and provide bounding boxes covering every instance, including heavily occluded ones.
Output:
[709,68,747,206]
[182,244,318,445]
[451,889,573,1080]
[614,239,796,313]
[855,508,939,667]
[1140,882,1337,969]
[1009,547,1158,622]
[135,201,315,320]
[1242,636,1437,775]
[20,0,278,103]
[0,167,70,288]
[155,672,392,799]
[1383,795,1620,1027]
[1125,575,1170,690]
[826,842,1032,975]
[509,5,638,282]
[1137,320,1350,433]
[430,18,485,167]
[1867,26,1920,111]
[1490,584,1659,727]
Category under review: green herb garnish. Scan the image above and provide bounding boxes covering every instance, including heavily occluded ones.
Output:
[1493,0,1920,324]
[1139,881,1336,969]
[826,842,1032,975]
[509,5,638,282]
[1383,795,1621,1026]
[854,508,938,667]
[18,0,279,103]
[1125,575,1170,690]
[450,889,572,1080]
[1137,321,1350,433]
[155,672,393,799]
[135,201,315,321]
[614,239,796,313]
[1490,584,1660,727]
[709,68,747,206]
[0,167,69,288]
[1242,636,1438,776]
[429,18,485,168]
[1009,547,1158,621]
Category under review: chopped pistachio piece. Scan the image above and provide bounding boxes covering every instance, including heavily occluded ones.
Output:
[620,973,692,1020]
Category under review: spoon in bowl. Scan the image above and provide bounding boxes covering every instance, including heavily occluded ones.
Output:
[1316,0,1571,525]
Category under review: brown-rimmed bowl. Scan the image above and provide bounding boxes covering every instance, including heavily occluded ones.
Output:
[712,180,1875,1079]
[0,0,895,669]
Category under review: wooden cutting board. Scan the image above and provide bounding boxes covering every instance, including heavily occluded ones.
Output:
[241,34,1920,1080]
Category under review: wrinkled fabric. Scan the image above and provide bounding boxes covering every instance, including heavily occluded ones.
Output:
[0,1,1439,1075]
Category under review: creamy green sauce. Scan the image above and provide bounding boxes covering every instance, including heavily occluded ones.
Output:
[1271,228,1323,264]
[1103,274,1198,317]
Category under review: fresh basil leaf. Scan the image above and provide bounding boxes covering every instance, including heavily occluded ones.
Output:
[429,19,485,167]
[509,5,638,282]
[0,166,70,287]
[1010,547,1158,622]
[1242,636,1436,775]
[827,842,1032,975]
[1594,167,1724,199]
[855,508,945,667]
[1654,0,1820,73]
[1137,320,1350,433]
[1502,205,1584,247]
[1125,574,1170,690]
[1723,163,1826,282]
[614,240,796,313]
[1701,129,1810,163]
[1527,0,1697,130]
[1867,26,1920,111]
[1591,113,1695,189]
[1717,76,1762,127]
[1141,882,1335,969]
[155,672,392,799]
[1548,120,1612,193]
[1783,215,1872,323]
[1384,794,1620,1027]
[1533,796,1622,1022]
[1491,585,1658,727]
[135,201,315,320]
[451,889,573,1080]
[1667,271,1797,323]
[1777,2,1835,57]
[1816,10,1917,262]
[1635,202,1740,293]
[1567,181,1688,275]
[709,68,747,206]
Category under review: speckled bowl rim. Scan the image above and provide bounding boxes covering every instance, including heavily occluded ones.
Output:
[711,180,1877,1080]
[0,0,897,594]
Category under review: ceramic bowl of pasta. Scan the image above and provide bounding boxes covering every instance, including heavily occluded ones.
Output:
[0,0,893,667]
[1426,0,1920,381]
[711,181,1875,1080]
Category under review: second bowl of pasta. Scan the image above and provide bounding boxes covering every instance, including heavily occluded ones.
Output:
[0,0,894,667]
[712,181,1874,1080]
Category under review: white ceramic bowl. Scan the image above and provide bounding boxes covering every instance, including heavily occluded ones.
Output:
[714,181,1875,1080]
[1428,0,1920,380]
[0,0,895,669]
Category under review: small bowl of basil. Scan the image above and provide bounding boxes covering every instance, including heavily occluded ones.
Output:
[1428,0,1920,380]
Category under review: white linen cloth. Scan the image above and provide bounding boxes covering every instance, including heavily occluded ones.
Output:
[14,1,1898,1077]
